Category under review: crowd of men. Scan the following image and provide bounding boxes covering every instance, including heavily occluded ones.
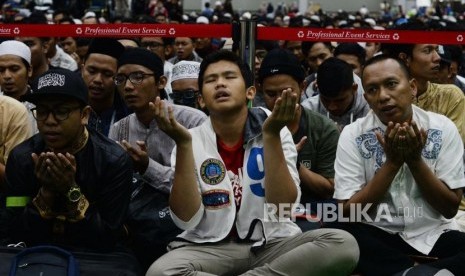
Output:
[0,1,465,275]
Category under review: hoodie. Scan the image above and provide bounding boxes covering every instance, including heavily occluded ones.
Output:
[301,73,370,129]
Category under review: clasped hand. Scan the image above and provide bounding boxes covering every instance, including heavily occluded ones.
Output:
[32,152,77,194]
[376,120,427,166]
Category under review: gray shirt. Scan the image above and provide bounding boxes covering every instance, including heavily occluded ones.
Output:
[109,105,206,193]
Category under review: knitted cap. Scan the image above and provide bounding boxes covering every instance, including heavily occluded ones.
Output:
[171,61,200,83]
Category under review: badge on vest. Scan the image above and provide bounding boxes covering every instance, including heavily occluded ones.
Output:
[200,158,226,185]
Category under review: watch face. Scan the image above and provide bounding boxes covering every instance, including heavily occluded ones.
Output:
[68,188,81,202]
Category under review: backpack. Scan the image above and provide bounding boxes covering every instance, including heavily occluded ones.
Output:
[9,245,79,276]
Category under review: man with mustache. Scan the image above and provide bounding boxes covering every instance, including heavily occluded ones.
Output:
[331,55,465,276]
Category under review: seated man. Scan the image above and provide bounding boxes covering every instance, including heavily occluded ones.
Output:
[303,57,370,130]
[108,47,206,268]
[169,60,203,111]
[3,69,133,254]
[334,42,366,77]
[0,95,32,191]
[81,38,131,137]
[258,48,340,229]
[331,55,465,276]
[147,50,359,276]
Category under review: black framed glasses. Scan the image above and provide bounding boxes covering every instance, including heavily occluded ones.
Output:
[31,106,81,122]
[114,72,155,86]
[170,89,199,107]
[141,41,164,49]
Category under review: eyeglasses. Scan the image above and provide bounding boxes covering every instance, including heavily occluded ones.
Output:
[114,72,155,86]
[170,89,199,105]
[141,41,164,49]
[31,106,81,122]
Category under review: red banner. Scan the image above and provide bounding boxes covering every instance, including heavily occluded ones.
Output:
[257,26,465,44]
[0,24,232,38]
[0,24,463,44]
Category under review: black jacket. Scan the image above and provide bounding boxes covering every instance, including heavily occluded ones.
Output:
[4,128,132,251]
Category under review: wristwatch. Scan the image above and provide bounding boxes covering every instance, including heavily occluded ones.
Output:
[66,186,82,203]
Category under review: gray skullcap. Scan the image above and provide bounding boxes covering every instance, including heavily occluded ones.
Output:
[26,68,88,105]
[258,48,305,84]
[0,40,31,66]
[118,47,164,78]
[87,38,125,60]
[171,61,200,83]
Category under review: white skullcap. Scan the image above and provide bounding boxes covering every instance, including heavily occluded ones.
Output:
[34,5,49,11]
[0,40,31,66]
[446,16,457,23]
[302,18,310,26]
[365,18,376,27]
[241,12,251,20]
[83,11,96,19]
[196,16,209,24]
[222,38,233,50]
[215,1,222,6]
[310,15,320,22]
[171,61,201,83]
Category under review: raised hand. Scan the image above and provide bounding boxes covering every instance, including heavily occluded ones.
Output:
[120,140,149,174]
[262,88,299,135]
[150,97,192,145]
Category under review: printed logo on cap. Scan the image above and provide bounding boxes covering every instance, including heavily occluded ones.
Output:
[38,73,65,90]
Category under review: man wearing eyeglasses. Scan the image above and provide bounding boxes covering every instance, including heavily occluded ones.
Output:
[170,60,204,112]
[110,47,206,192]
[109,47,206,266]
[2,69,136,260]
[140,36,174,101]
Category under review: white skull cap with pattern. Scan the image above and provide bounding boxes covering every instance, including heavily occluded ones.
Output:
[171,61,201,83]
[0,40,31,66]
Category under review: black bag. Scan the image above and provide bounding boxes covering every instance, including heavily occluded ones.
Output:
[9,245,79,276]
[1,245,142,276]
[126,174,182,270]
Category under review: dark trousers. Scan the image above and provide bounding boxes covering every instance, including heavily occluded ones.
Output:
[324,222,465,276]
